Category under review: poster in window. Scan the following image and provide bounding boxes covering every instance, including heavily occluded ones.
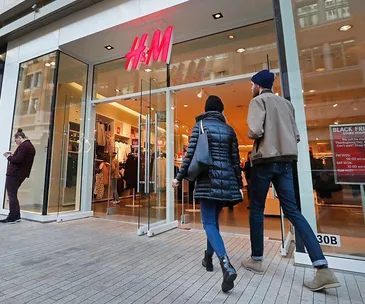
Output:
[329,123,365,184]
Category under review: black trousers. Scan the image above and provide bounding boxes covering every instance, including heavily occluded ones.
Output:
[6,175,25,219]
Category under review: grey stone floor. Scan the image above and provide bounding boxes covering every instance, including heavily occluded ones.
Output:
[0,218,364,304]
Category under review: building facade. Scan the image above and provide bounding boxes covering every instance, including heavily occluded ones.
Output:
[0,0,364,273]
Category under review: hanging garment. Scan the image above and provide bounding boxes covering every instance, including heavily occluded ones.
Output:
[97,123,106,146]
[94,172,104,199]
[154,157,166,189]
[101,162,110,185]
[124,156,138,189]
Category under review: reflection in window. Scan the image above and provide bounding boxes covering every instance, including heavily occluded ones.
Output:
[296,0,350,28]
[5,52,58,214]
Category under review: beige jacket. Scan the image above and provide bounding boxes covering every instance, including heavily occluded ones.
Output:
[247,90,300,166]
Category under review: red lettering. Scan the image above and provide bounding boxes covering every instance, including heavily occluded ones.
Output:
[125,26,174,71]
[146,26,173,66]
[125,33,148,71]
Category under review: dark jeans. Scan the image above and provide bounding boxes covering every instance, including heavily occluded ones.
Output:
[6,175,25,220]
[250,162,327,267]
[200,199,226,258]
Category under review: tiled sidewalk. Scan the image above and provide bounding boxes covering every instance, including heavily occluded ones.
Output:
[0,218,364,304]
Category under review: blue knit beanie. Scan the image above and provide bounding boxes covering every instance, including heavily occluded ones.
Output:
[251,70,275,89]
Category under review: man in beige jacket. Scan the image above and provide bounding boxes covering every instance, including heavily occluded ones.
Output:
[241,69,340,292]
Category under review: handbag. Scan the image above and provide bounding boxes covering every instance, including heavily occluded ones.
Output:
[184,120,213,182]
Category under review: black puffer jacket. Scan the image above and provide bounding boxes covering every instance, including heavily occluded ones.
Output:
[176,111,243,203]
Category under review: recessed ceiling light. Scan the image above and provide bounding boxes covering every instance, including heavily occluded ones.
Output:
[316,67,326,72]
[353,107,358,111]
[334,121,339,125]
[171,107,175,110]
[316,138,319,140]
[236,48,246,53]
[309,90,316,93]
[333,103,338,107]
[184,105,188,108]
[105,45,114,50]
[144,68,152,72]
[115,89,120,93]
[212,12,223,20]
[339,24,353,32]
[228,35,235,40]
[45,63,51,67]
[197,89,203,98]
[151,107,155,111]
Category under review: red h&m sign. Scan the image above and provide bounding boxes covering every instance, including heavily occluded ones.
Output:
[125,26,174,71]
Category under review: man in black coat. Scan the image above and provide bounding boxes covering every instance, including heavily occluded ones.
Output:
[2,129,36,223]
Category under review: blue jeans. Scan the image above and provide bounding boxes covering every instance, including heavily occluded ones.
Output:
[200,199,226,258]
[250,162,327,267]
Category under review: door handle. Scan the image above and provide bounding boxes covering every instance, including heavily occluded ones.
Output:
[137,115,142,193]
[145,114,150,194]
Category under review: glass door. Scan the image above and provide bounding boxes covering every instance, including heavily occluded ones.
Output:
[48,53,88,215]
[137,79,169,236]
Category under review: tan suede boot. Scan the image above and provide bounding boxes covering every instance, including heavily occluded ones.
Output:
[241,257,264,275]
[304,268,341,291]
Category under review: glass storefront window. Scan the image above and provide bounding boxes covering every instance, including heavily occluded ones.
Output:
[170,20,278,86]
[93,58,167,99]
[4,52,58,214]
[292,0,365,258]
[48,53,88,213]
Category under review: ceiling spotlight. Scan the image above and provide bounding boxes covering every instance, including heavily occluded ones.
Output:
[171,107,175,110]
[105,45,114,50]
[228,35,235,40]
[316,138,319,141]
[50,62,56,66]
[197,89,203,98]
[31,4,39,11]
[213,12,223,20]
[334,121,339,125]
[144,68,152,72]
[333,103,338,108]
[309,90,316,93]
[184,105,188,108]
[339,24,353,32]
[45,63,51,67]
[316,67,326,72]
[115,89,121,93]
[236,48,246,53]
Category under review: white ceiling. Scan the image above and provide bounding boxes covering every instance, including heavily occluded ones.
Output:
[60,0,274,64]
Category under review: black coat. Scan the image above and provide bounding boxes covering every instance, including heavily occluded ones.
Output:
[7,140,36,180]
[176,111,243,203]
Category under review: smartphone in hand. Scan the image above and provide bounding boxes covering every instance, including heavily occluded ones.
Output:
[3,152,11,158]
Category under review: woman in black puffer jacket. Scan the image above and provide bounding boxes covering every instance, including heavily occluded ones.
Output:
[172,95,243,293]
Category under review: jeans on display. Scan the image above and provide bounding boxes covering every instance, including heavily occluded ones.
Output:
[200,199,226,258]
[111,178,119,202]
[6,175,25,219]
[249,162,328,267]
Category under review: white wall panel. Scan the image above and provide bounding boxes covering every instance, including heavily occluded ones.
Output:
[0,62,20,205]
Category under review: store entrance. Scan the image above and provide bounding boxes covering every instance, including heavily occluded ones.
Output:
[172,77,291,241]
[91,80,170,235]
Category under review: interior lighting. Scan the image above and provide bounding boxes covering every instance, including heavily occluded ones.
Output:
[212,12,223,20]
[339,24,353,32]
[228,35,235,40]
[197,89,203,98]
[105,45,114,50]
[50,62,56,66]
[334,121,339,125]
[184,105,188,108]
[236,48,246,53]
[309,90,316,93]
[144,68,152,72]
[333,103,338,108]
[45,63,51,67]
[316,67,326,72]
